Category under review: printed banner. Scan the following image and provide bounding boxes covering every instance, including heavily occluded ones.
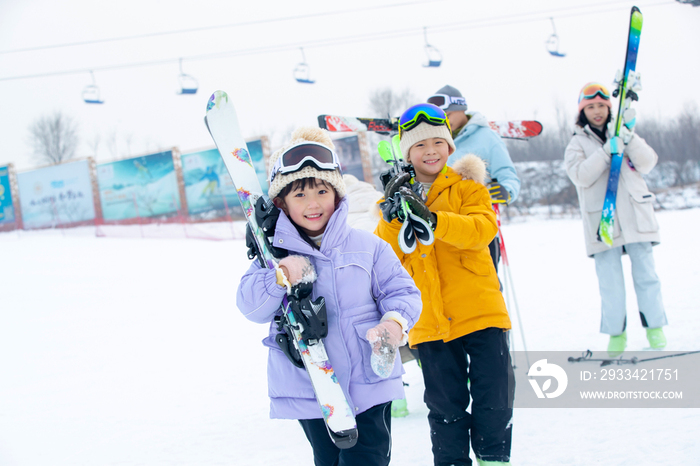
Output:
[333,136,365,181]
[0,165,15,224]
[16,160,95,229]
[96,151,180,221]
[181,140,267,217]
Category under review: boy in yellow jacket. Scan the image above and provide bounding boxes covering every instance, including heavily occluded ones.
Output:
[375,103,514,466]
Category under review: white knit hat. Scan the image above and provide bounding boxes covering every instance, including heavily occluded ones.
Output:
[268,127,346,200]
[399,121,456,161]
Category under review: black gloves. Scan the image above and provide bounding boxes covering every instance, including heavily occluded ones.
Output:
[488,181,510,204]
[245,196,287,264]
[383,172,411,200]
[399,187,437,228]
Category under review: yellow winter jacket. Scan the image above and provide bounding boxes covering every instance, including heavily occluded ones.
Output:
[375,155,511,347]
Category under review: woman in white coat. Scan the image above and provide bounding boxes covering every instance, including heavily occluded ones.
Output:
[564,82,668,356]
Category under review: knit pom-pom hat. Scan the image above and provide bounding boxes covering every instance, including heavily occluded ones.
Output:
[399,121,456,161]
[268,126,346,200]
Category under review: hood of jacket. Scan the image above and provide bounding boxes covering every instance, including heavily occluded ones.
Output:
[454,111,489,139]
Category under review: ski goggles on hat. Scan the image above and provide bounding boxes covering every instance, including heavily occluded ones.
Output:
[427,94,467,110]
[398,103,451,137]
[269,142,341,184]
[579,83,611,102]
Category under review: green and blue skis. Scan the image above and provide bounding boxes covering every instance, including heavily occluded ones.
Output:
[598,6,643,246]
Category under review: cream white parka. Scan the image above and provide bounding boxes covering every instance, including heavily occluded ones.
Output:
[564,124,660,257]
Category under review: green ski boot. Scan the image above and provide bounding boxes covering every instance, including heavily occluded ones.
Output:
[646,327,667,349]
[607,331,627,357]
[477,459,511,466]
[391,397,409,418]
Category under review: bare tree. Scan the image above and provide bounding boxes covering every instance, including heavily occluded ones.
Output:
[28,112,79,165]
[368,87,420,118]
[86,132,101,160]
[106,129,119,159]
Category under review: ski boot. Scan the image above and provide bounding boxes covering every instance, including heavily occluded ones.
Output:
[646,327,667,349]
[477,459,511,466]
[391,398,409,418]
[607,331,627,357]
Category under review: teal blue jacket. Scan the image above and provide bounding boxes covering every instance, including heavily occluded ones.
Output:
[447,112,520,203]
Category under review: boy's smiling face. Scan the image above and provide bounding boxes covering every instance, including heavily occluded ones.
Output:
[407,137,451,183]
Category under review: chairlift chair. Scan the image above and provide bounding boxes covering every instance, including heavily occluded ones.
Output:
[545,18,566,58]
[422,27,442,67]
[177,58,198,95]
[82,71,104,104]
[293,48,315,84]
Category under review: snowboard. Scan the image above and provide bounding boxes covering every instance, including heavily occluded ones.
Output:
[318,114,543,139]
[205,90,358,448]
[598,6,643,247]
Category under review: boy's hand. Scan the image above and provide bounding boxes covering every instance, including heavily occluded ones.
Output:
[400,187,437,227]
[384,172,411,200]
[488,181,511,204]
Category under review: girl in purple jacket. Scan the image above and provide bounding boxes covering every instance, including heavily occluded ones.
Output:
[236,127,421,466]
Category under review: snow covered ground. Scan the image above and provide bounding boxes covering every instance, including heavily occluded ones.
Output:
[1,208,699,465]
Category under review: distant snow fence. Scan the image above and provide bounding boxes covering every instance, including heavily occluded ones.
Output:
[0,133,382,240]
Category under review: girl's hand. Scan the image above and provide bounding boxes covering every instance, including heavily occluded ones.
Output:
[278,255,317,286]
[366,320,404,378]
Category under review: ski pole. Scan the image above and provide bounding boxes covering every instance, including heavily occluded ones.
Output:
[494,203,530,369]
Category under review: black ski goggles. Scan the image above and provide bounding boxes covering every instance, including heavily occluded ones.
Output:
[269,142,341,184]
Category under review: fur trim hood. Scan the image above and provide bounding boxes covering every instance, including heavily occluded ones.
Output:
[451,154,488,185]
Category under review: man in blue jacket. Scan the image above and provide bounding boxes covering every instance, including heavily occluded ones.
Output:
[428,85,521,271]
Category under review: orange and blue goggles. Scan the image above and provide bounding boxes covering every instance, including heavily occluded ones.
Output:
[579,83,610,103]
[398,103,451,137]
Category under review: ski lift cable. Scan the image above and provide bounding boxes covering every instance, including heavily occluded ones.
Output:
[0,0,672,82]
[0,0,450,55]
[0,0,647,57]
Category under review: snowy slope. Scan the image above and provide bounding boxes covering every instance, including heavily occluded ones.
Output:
[1,209,698,465]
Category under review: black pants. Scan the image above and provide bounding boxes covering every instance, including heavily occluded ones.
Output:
[299,401,392,466]
[417,328,515,466]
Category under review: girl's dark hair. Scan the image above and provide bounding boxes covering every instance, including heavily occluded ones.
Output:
[576,109,612,128]
[275,177,339,251]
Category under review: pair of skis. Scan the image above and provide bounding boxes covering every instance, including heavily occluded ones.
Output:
[377,135,434,254]
[318,115,543,140]
[204,91,358,449]
[598,6,643,246]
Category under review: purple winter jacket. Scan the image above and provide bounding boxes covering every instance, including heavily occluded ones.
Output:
[236,198,422,420]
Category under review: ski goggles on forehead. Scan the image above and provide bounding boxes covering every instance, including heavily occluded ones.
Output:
[426,93,467,110]
[579,83,611,102]
[398,103,451,137]
[269,142,341,184]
